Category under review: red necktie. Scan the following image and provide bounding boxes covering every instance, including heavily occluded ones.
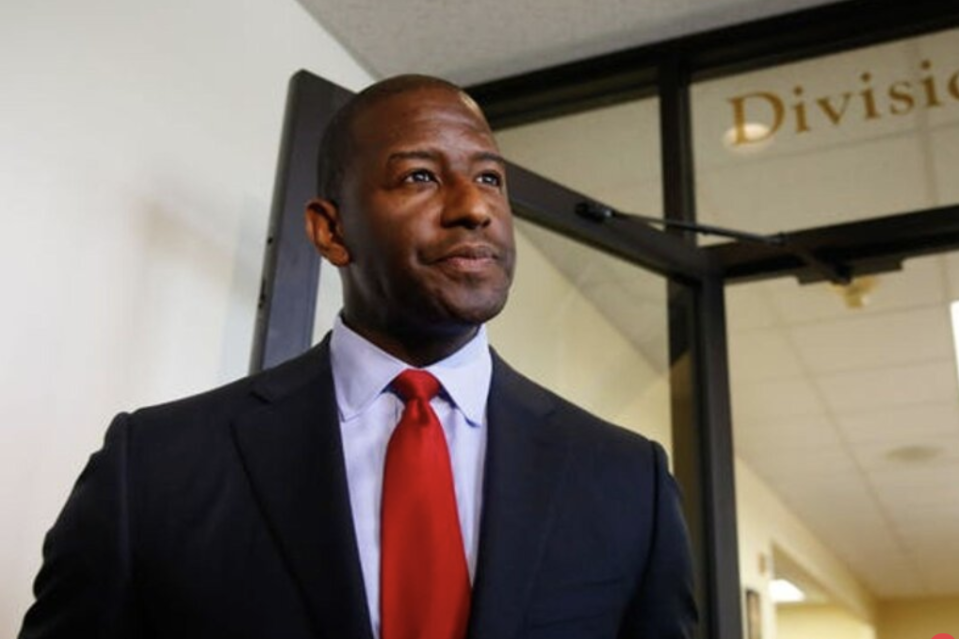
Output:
[381,370,471,639]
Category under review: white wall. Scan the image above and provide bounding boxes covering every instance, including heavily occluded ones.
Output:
[0,1,373,633]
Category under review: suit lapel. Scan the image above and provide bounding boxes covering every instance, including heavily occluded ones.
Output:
[231,341,374,639]
[468,355,573,639]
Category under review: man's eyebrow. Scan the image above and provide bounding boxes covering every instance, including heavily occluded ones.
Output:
[385,149,507,166]
[387,150,439,163]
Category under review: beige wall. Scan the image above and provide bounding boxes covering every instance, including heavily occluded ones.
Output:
[0,1,372,634]
[778,604,876,639]
[877,596,959,639]
[776,597,959,639]
[736,460,877,639]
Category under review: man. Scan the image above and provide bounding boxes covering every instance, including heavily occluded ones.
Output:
[20,75,697,639]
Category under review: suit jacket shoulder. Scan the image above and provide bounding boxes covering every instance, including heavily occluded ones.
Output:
[20,338,368,639]
[128,337,332,437]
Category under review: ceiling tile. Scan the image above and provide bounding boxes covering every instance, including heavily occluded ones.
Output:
[727,284,780,330]
[836,402,959,444]
[868,463,959,491]
[776,486,882,533]
[894,518,959,545]
[745,445,856,485]
[735,413,838,451]
[851,556,926,598]
[853,434,959,471]
[789,307,953,374]
[771,466,863,496]
[815,361,958,413]
[732,377,827,421]
[729,328,805,383]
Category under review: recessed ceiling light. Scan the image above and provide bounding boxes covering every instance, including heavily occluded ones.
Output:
[885,444,942,463]
[723,123,773,152]
[770,578,805,603]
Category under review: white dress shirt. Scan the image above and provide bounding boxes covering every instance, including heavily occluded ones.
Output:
[329,316,490,639]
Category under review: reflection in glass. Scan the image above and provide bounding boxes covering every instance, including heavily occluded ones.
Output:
[727,251,959,638]
[692,27,959,241]
[496,99,663,217]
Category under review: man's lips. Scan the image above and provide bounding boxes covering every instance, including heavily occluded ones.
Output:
[431,244,500,273]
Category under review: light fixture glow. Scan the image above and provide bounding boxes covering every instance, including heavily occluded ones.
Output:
[952,301,959,386]
[722,122,773,152]
[770,578,806,603]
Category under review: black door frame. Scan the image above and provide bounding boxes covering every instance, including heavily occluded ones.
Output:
[250,73,352,372]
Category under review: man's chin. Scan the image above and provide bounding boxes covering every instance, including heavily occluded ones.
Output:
[439,291,511,327]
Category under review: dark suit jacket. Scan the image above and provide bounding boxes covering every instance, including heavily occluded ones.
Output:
[20,338,697,639]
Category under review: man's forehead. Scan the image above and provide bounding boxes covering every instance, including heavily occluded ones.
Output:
[349,87,496,152]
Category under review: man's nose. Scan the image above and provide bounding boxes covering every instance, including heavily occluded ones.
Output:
[442,179,493,228]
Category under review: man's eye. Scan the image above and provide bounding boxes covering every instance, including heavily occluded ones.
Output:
[477,172,503,187]
[404,169,436,183]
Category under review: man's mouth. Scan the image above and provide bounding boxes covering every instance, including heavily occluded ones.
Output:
[433,244,499,273]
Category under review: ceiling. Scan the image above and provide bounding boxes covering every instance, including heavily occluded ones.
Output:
[295,0,837,85]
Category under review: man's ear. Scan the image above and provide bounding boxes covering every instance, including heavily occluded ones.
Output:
[305,198,351,266]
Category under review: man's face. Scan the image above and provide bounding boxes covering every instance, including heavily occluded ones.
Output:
[321,86,515,344]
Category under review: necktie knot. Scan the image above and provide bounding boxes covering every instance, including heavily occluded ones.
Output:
[392,369,441,403]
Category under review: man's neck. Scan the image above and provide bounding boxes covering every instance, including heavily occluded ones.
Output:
[339,316,480,368]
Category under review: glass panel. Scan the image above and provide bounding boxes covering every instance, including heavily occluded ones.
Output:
[489,218,673,454]
[494,98,671,452]
[727,250,959,638]
[692,27,959,242]
[495,98,663,217]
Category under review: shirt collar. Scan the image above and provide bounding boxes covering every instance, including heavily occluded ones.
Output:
[329,315,491,427]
